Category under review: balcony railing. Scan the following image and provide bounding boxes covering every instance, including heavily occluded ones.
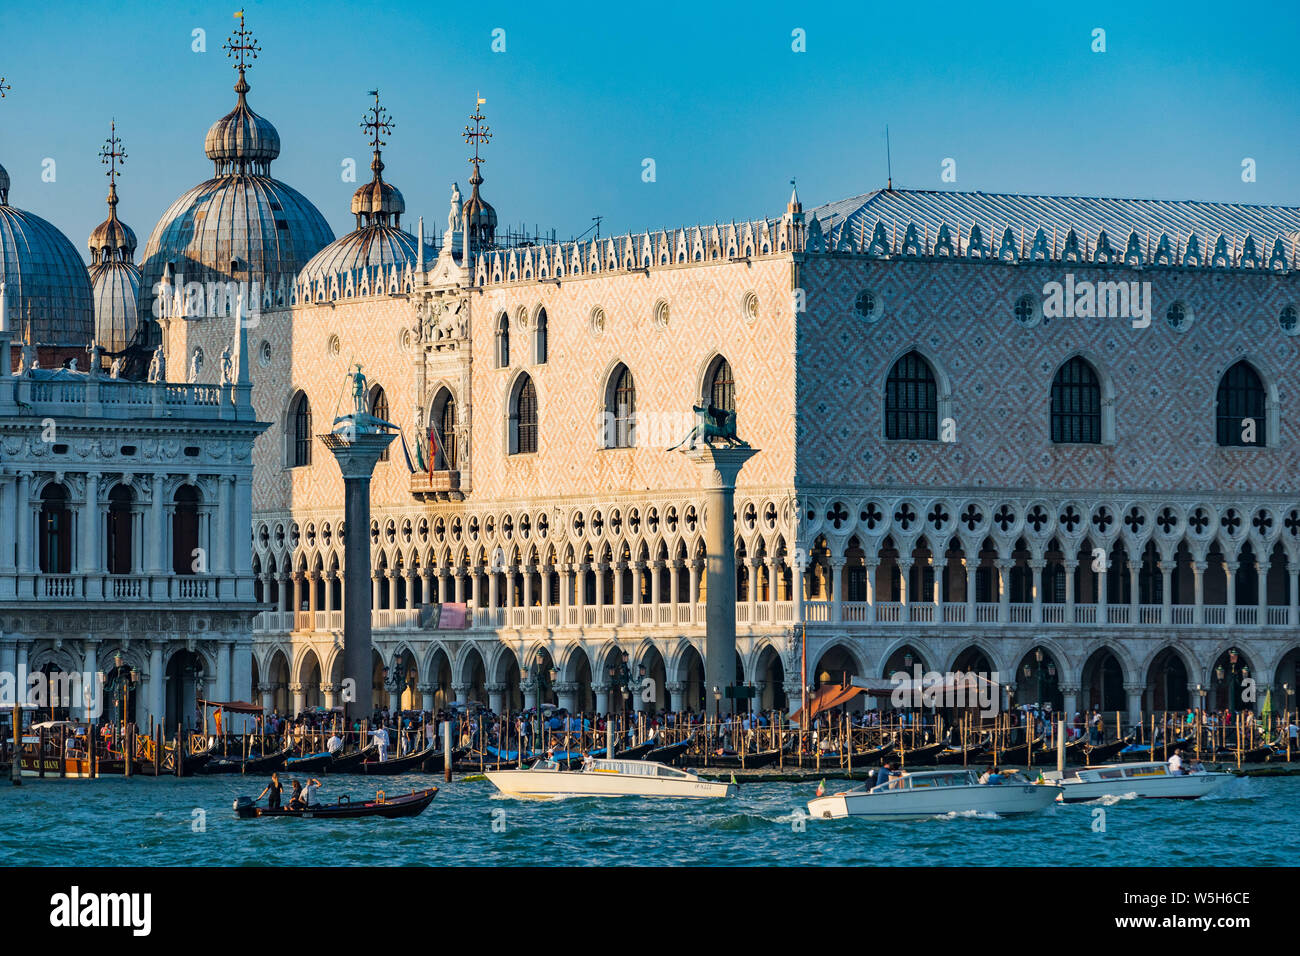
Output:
[26,573,236,601]
[249,598,1299,635]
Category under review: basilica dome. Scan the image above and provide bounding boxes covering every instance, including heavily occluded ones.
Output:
[88,171,142,354]
[0,160,96,348]
[138,54,332,319]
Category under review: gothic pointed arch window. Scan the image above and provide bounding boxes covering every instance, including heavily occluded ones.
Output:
[509,374,538,455]
[884,350,938,440]
[289,391,312,467]
[604,363,636,448]
[533,308,548,364]
[369,384,390,461]
[705,356,735,413]
[1216,360,1266,447]
[431,387,458,469]
[496,313,510,368]
[1050,357,1101,444]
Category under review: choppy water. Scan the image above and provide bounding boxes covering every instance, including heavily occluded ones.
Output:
[1,772,1294,866]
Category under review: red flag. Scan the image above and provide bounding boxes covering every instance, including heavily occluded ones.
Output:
[214,707,223,737]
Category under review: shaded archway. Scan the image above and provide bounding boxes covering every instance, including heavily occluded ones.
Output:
[164,649,205,734]
[676,645,704,713]
[1015,646,1063,709]
[640,645,667,715]
[1209,647,1254,712]
[1081,648,1124,713]
[1145,647,1189,712]
[755,645,787,712]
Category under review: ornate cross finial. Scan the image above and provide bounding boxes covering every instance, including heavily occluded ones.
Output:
[100,120,127,192]
[463,94,491,178]
[361,89,394,154]
[0,77,10,98]
[224,10,261,75]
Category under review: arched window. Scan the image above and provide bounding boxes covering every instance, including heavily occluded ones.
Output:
[369,385,390,461]
[172,485,201,575]
[1050,357,1101,444]
[290,392,312,467]
[605,363,636,448]
[509,374,538,455]
[496,313,510,368]
[706,357,735,414]
[107,484,134,574]
[39,484,71,574]
[533,308,548,364]
[884,350,938,440]
[1216,360,1266,447]
[431,388,457,470]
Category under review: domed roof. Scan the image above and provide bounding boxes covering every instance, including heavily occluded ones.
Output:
[300,223,420,280]
[89,259,141,354]
[139,33,333,319]
[204,76,281,176]
[140,175,333,315]
[351,177,405,222]
[0,175,95,348]
[89,183,137,265]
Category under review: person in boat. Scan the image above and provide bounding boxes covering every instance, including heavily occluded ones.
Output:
[1168,748,1185,776]
[979,768,1005,785]
[875,761,896,788]
[255,772,283,809]
[372,723,391,761]
[287,778,305,808]
[298,777,322,808]
[327,731,343,755]
[581,751,594,772]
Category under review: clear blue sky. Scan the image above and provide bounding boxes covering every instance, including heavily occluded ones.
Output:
[3,0,1297,262]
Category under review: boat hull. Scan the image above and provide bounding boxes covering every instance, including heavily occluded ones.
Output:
[807,782,1061,820]
[485,767,735,799]
[1055,772,1232,802]
[234,787,438,819]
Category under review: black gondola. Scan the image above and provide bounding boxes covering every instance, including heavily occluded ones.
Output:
[419,746,467,773]
[935,741,990,765]
[642,739,690,765]
[328,744,377,773]
[1028,736,1089,766]
[683,747,781,769]
[896,741,951,766]
[200,746,292,775]
[233,787,437,819]
[358,743,439,775]
[1083,736,1133,765]
[285,750,334,773]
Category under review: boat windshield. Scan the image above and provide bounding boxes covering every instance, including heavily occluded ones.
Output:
[529,759,563,772]
[871,770,978,793]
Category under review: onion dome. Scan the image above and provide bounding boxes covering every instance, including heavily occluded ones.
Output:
[87,124,142,353]
[0,164,95,348]
[300,91,419,280]
[461,98,497,254]
[138,17,332,319]
[204,74,281,177]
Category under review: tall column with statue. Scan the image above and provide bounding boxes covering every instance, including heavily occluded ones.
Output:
[672,400,757,717]
[320,364,396,725]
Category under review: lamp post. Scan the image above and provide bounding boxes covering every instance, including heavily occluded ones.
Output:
[607,651,633,753]
[521,662,556,752]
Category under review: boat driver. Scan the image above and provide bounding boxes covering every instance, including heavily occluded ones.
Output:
[1168,748,1185,776]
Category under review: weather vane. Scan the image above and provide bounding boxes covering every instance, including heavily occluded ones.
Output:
[464,93,491,172]
[224,10,261,74]
[361,89,394,152]
[100,120,127,187]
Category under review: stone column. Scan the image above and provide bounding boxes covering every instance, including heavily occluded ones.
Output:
[148,641,165,731]
[320,424,394,724]
[1063,559,1077,624]
[1288,562,1299,627]
[683,444,757,717]
[80,471,102,596]
[82,638,99,720]
[1192,560,1206,625]
[594,683,610,716]
[964,559,977,622]
[487,682,506,715]
[291,682,305,716]
[259,683,274,716]
[829,558,845,623]
[1159,561,1173,624]
[664,681,683,713]
[1256,560,1267,624]
[555,681,578,714]
[897,558,913,623]
[1124,683,1145,733]
[1060,684,1080,721]
[1225,561,1238,624]
[217,639,232,703]
[996,559,1011,623]
[1029,559,1044,623]
[322,683,338,710]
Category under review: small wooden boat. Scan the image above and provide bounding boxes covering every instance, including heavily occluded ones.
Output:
[233,787,438,819]
[359,743,439,775]
[682,747,781,769]
[896,741,951,766]
[642,739,691,765]
[935,742,990,765]
[614,741,657,761]
[420,746,466,773]
[1083,737,1133,765]
[200,746,292,775]
[328,744,377,773]
[1028,737,1088,766]
[285,750,334,773]
[1210,744,1273,763]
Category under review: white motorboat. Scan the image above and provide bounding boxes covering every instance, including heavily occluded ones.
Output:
[485,758,737,799]
[806,769,1061,821]
[1042,761,1232,802]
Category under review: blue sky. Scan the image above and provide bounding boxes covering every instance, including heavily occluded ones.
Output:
[2,0,1297,261]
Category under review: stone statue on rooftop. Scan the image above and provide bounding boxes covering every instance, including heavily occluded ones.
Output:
[447,183,462,236]
[147,346,164,383]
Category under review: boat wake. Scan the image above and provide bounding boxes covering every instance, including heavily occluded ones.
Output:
[934,809,1001,821]
[1089,792,1140,806]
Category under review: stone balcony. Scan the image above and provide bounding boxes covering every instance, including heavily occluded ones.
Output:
[5,573,248,602]
[409,469,461,500]
[252,597,1296,636]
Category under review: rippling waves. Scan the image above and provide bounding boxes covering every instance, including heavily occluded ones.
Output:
[0,773,1291,867]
